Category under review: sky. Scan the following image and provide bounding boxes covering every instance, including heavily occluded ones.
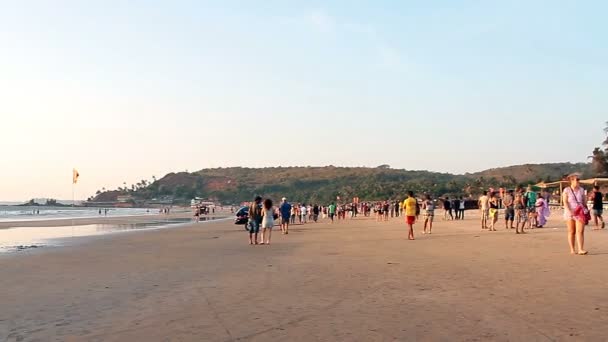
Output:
[1,0,607,201]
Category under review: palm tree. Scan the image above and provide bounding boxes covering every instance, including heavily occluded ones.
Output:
[589,147,608,176]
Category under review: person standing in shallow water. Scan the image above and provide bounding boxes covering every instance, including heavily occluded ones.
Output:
[563,174,588,255]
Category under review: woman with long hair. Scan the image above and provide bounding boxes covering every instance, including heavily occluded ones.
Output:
[563,174,588,255]
[260,198,275,245]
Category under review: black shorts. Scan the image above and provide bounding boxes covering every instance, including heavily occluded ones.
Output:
[281,217,290,224]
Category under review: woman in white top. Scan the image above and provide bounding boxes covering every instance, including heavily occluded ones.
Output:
[260,198,275,245]
[422,195,435,234]
[562,173,588,255]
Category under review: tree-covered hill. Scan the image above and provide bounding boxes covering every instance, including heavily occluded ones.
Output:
[89,162,591,205]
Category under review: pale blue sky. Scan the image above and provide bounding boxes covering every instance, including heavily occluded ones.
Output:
[1,0,606,200]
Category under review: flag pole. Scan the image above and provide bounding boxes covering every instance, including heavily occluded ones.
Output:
[72,172,74,235]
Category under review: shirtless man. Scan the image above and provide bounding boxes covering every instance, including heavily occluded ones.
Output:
[514,188,527,234]
[503,190,515,229]
[478,191,490,229]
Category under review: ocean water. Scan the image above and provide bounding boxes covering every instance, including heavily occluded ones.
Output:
[0,206,160,222]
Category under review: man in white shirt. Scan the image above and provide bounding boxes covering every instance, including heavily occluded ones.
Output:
[300,204,308,224]
[478,191,490,229]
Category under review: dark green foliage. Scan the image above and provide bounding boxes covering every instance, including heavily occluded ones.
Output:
[91,163,591,205]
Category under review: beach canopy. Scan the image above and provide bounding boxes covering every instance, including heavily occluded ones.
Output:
[580,178,608,185]
[535,180,569,189]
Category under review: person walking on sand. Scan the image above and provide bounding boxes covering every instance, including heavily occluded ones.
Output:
[459,196,466,220]
[248,196,263,245]
[279,197,292,234]
[535,192,549,228]
[478,191,490,229]
[453,197,461,220]
[488,192,499,231]
[300,204,308,224]
[525,186,538,229]
[563,173,589,255]
[328,202,337,223]
[403,191,417,240]
[383,201,390,221]
[590,185,605,230]
[503,190,515,229]
[443,197,453,220]
[290,204,297,224]
[514,188,527,234]
[422,194,435,234]
[260,198,275,245]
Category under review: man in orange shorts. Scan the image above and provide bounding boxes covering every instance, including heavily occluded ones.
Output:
[403,191,417,240]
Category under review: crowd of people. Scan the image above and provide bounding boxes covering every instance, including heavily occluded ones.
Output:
[242,173,605,254]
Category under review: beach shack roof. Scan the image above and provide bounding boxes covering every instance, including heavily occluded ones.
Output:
[536,178,608,189]
[580,178,608,185]
[535,180,569,189]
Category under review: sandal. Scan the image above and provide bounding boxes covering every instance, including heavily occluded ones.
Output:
[577,251,589,255]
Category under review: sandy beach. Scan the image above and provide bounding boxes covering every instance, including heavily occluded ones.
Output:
[2,211,608,341]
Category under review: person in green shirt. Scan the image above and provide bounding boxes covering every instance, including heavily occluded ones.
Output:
[525,186,538,228]
[328,203,337,223]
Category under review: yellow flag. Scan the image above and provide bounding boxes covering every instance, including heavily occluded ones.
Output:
[73,169,80,184]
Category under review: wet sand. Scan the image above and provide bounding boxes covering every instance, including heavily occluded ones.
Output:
[1,212,608,341]
[0,211,195,229]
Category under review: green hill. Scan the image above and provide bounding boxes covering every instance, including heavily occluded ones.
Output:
[89,162,592,205]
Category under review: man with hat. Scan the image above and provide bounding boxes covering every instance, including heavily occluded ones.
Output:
[563,173,588,255]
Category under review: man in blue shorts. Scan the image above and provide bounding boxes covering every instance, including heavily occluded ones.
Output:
[248,196,262,244]
[503,190,515,229]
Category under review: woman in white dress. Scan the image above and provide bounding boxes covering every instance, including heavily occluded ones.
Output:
[260,198,275,245]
